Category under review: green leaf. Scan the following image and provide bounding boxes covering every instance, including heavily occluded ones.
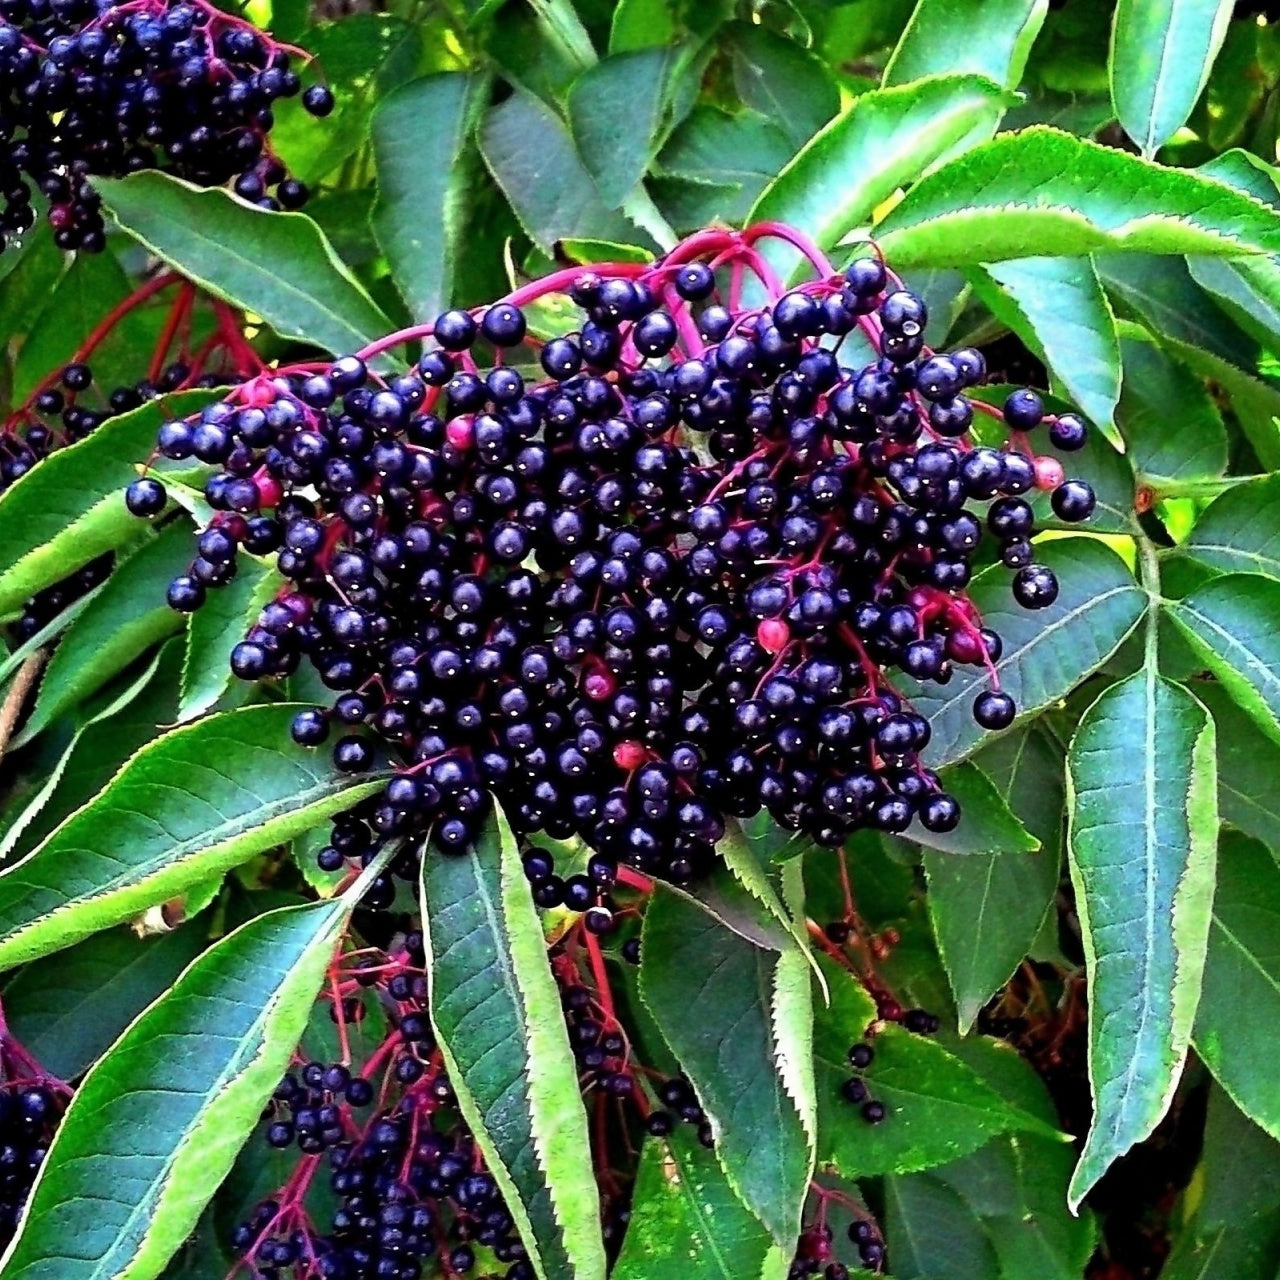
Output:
[970,256,1121,437]
[749,75,1008,271]
[875,127,1280,268]
[97,173,393,357]
[1181,475,1280,581]
[0,705,388,971]
[883,1173,1000,1279]
[926,729,1064,1032]
[479,89,654,254]
[640,887,811,1244]
[883,0,1048,89]
[1109,0,1234,157]
[371,73,491,324]
[1065,667,1218,1206]
[723,21,839,150]
[612,1131,779,1280]
[1115,329,1228,482]
[419,805,606,1280]
[908,762,1039,857]
[1167,573,1280,744]
[1194,832,1280,1138]
[905,539,1146,766]
[179,556,282,722]
[0,888,365,1278]
[813,956,1057,1180]
[2,923,207,1080]
[608,0,677,52]
[11,521,193,748]
[1191,680,1280,850]
[0,391,214,616]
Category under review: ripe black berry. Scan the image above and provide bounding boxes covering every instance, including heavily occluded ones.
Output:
[124,477,167,517]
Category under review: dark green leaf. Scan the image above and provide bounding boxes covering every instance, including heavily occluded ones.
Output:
[0,391,213,616]
[1195,831,1280,1138]
[909,761,1039,857]
[1109,0,1234,157]
[657,104,794,200]
[883,0,1048,89]
[1198,1084,1280,1225]
[876,127,1280,267]
[1167,573,1280,743]
[371,73,491,324]
[906,539,1146,766]
[0,891,363,1277]
[1181,475,1280,581]
[12,521,193,748]
[97,173,393,357]
[723,21,839,150]
[640,887,811,1244]
[420,805,606,1280]
[1065,666,1218,1205]
[2,923,207,1080]
[883,1173,999,1279]
[0,705,388,970]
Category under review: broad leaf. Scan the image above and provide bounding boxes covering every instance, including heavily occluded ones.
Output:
[11,521,193,748]
[1195,832,1280,1138]
[926,728,1064,1032]
[608,0,677,53]
[883,1173,999,1279]
[905,539,1146,766]
[723,21,839,150]
[883,0,1048,89]
[1065,668,1218,1206]
[876,127,1280,267]
[0,888,366,1278]
[1109,0,1234,157]
[1168,573,1280,744]
[970,256,1121,437]
[1181,476,1280,581]
[2,923,207,1080]
[749,75,1008,271]
[97,173,393,357]
[371,72,491,323]
[0,705,388,970]
[907,761,1039,857]
[1192,681,1280,851]
[0,392,213,615]
[640,887,811,1244]
[420,806,606,1280]
[612,1131,779,1280]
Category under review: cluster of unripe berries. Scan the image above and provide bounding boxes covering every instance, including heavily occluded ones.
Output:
[0,0,332,252]
[127,225,1095,890]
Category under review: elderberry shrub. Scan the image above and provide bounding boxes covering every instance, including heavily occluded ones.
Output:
[132,225,1095,893]
[0,0,332,253]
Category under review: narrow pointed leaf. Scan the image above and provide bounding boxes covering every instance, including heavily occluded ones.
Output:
[97,172,393,356]
[1110,0,1234,157]
[1181,476,1280,581]
[905,539,1146,766]
[883,0,1048,89]
[970,256,1121,436]
[876,127,1280,268]
[1065,669,1218,1207]
[1195,832,1280,1138]
[419,806,606,1280]
[640,887,811,1245]
[371,72,491,323]
[906,761,1038,856]
[1168,573,1280,744]
[0,705,388,970]
[0,892,362,1279]
[0,391,213,615]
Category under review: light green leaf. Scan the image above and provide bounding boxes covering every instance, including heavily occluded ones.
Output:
[1181,476,1280,582]
[1065,668,1218,1207]
[97,173,393,357]
[971,256,1121,437]
[419,805,605,1280]
[608,0,676,52]
[371,73,492,323]
[1168,573,1280,745]
[883,0,1047,89]
[876,127,1280,268]
[1109,0,1234,157]
[0,879,372,1278]
[0,705,388,971]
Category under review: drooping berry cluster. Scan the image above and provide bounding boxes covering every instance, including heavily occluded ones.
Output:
[0,0,332,252]
[789,1183,888,1278]
[131,223,1095,892]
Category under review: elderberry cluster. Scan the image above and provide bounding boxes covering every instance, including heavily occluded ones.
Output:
[0,1036,67,1249]
[130,227,1095,889]
[0,0,332,252]
[790,1216,887,1279]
